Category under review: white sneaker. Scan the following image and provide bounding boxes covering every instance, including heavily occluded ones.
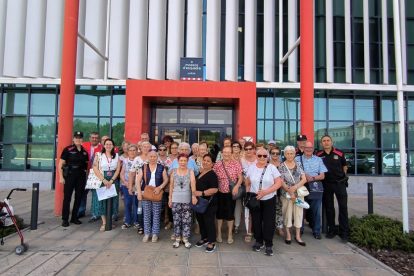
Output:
[295,199,310,209]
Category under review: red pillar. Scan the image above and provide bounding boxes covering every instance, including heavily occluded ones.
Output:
[54,0,80,215]
[300,0,314,144]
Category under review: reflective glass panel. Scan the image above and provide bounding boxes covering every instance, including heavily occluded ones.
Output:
[329,98,353,120]
[226,127,232,139]
[208,107,232,124]
[153,106,178,124]
[257,97,265,119]
[314,92,327,120]
[113,93,125,116]
[329,122,353,148]
[343,150,355,175]
[408,100,414,122]
[410,152,414,175]
[381,98,398,121]
[257,121,265,144]
[274,121,301,150]
[2,91,28,115]
[198,129,220,149]
[353,150,376,174]
[408,124,414,149]
[383,151,401,175]
[181,107,205,124]
[30,93,56,115]
[73,117,98,139]
[27,145,54,170]
[99,95,111,116]
[314,122,328,151]
[383,123,399,149]
[29,117,55,143]
[0,144,26,170]
[112,118,125,147]
[275,92,301,120]
[356,98,377,121]
[99,118,110,139]
[0,116,27,142]
[74,94,98,116]
[264,121,274,141]
[356,122,377,148]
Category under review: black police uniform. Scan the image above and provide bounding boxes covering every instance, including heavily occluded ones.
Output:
[61,144,89,222]
[316,148,349,238]
[295,148,304,157]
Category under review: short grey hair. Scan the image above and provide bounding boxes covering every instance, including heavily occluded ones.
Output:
[256,148,269,156]
[142,141,151,148]
[178,142,191,154]
[148,150,159,157]
[141,133,149,138]
[128,144,138,151]
[191,143,199,148]
[284,145,296,153]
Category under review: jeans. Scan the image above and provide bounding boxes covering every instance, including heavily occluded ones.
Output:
[301,199,322,234]
[122,185,138,224]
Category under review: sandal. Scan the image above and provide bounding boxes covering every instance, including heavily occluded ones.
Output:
[182,237,192,248]
[277,228,285,237]
[137,227,144,235]
[216,234,222,243]
[100,224,106,232]
[245,233,253,242]
[173,237,181,248]
[121,223,131,230]
[227,235,234,244]
[134,222,140,228]
[165,222,173,230]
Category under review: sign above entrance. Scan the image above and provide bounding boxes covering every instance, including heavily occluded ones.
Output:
[244,136,254,143]
[180,57,203,81]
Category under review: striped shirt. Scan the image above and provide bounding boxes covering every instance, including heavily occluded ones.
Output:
[294,154,327,177]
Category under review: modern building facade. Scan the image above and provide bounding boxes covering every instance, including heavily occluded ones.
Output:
[0,0,413,197]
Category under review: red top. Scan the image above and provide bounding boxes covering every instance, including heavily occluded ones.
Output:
[213,159,243,193]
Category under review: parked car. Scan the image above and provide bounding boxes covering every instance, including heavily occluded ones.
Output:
[346,154,372,174]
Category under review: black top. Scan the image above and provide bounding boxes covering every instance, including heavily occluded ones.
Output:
[295,148,304,157]
[61,144,89,170]
[316,148,347,181]
[196,170,219,200]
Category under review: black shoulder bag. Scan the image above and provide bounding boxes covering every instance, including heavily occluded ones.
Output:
[300,156,324,200]
[222,161,246,200]
[243,165,268,210]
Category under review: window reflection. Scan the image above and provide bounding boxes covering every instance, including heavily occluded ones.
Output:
[349,151,376,175]
[383,123,399,149]
[111,118,125,147]
[208,107,232,124]
[29,117,55,143]
[73,117,98,139]
[329,122,353,148]
[383,151,401,175]
[382,98,398,121]
[275,121,301,149]
[27,145,54,170]
[153,106,177,124]
[356,98,377,121]
[275,91,300,120]
[2,91,28,115]
[181,107,205,124]
[0,144,26,170]
[314,122,327,151]
[30,93,56,115]
[355,122,377,148]
[1,117,27,143]
[329,98,353,121]
[113,93,125,116]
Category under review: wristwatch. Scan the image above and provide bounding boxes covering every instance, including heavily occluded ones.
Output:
[202,191,205,197]
[312,176,315,181]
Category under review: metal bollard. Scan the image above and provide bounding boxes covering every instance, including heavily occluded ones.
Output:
[105,197,113,231]
[368,183,373,214]
[322,203,328,234]
[30,183,39,230]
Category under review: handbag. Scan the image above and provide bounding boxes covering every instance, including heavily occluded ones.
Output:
[243,165,268,210]
[284,162,309,197]
[142,164,163,202]
[222,161,245,200]
[190,195,214,214]
[85,152,103,190]
[300,156,324,200]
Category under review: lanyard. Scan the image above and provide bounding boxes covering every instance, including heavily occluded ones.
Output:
[105,153,112,171]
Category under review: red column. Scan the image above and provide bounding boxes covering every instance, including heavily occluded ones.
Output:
[54,0,80,215]
[300,0,314,144]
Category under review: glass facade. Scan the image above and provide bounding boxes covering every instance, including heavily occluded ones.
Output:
[257,90,414,176]
[0,85,125,171]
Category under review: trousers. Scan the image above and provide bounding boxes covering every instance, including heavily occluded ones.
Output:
[62,171,86,221]
[250,196,276,247]
[195,197,218,243]
[323,181,349,235]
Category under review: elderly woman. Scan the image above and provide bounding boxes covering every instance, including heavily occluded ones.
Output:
[91,138,121,232]
[119,141,130,165]
[269,146,284,237]
[245,148,281,256]
[194,153,219,253]
[191,143,199,160]
[231,141,243,234]
[169,153,197,248]
[120,144,140,230]
[162,135,174,154]
[216,138,232,162]
[158,144,169,165]
[136,151,168,242]
[278,146,307,246]
[195,144,208,173]
[168,142,199,175]
[238,138,246,157]
[213,146,243,244]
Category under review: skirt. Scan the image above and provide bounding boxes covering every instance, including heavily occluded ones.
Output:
[91,170,120,217]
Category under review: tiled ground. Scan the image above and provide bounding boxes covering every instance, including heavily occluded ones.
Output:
[0,190,408,276]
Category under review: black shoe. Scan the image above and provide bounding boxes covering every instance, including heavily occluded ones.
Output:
[62,220,69,227]
[252,242,264,252]
[339,235,349,243]
[205,243,216,253]
[325,232,336,239]
[196,239,208,248]
[285,239,291,245]
[313,233,322,240]
[70,219,82,225]
[264,247,274,256]
[294,237,306,246]
[78,213,85,218]
[309,222,314,229]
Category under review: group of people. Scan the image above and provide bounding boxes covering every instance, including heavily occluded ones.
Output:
[59,131,350,256]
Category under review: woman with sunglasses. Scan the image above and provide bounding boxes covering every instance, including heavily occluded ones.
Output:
[231,141,243,234]
[269,146,285,237]
[241,141,257,242]
[169,153,196,248]
[245,148,282,256]
[162,135,174,154]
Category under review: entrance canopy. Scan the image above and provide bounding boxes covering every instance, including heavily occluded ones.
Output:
[125,80,257,144]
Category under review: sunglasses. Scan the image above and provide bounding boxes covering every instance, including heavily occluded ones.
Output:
[257,155,268,158]
[271,152,280,155]
[245,148,253,151]
[232,145,240,148]
[158,149,167,151]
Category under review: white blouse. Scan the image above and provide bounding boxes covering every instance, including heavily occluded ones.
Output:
[100,153,119,171]
[246,163,280,201]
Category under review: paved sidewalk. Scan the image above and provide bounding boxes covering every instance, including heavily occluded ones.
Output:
[0,190,408,276]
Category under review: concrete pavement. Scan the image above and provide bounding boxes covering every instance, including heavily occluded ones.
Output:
[0,189,408,276]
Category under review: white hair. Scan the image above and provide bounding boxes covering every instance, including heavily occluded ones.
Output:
[256,148,269,156]
[128,144,138,150]
[191,143,199,148]
[141,133,149,138]
[148,150,159,157]
[284,145,296,153]
[178,142,191,154]
[142,141,151,147]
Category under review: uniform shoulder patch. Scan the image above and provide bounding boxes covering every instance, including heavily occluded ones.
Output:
[316,150,324,156]
[295,148,299,152]
[68,146,75,151]
[333,148,344,157]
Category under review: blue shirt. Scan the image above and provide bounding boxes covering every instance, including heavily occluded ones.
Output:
[168,158,199,175]
[294,154,327,177]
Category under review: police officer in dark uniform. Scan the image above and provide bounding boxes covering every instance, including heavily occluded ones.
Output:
[295,135,307,157]
[316,135,349,242]
[58,131,89,227]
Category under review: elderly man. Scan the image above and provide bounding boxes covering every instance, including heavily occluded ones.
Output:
[267,140,276,150]
[167,142,199,175]
[141,133,157,151]
[296,135,307,157]
[295,141,327,239]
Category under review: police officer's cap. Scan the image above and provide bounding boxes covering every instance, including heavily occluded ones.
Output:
[296,135,307,141]
[74,131,84,138]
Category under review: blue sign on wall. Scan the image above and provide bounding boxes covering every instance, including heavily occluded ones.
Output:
[180,58,203,81]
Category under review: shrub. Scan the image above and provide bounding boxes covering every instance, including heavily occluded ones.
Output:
[349,214,414,253]
[1,215,24,237]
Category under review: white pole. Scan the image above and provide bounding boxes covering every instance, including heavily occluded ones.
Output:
[104,0,111,81]
[392,0,409,233]
[279,0,283,84]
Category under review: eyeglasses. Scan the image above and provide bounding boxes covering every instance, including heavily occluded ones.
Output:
[271,152,280,155]
[305,147,314,150]
[245,148,253,151]
[158,149,167,151]
[232,145,240,148]
[171,147,178,150]
[257,155,268,158]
